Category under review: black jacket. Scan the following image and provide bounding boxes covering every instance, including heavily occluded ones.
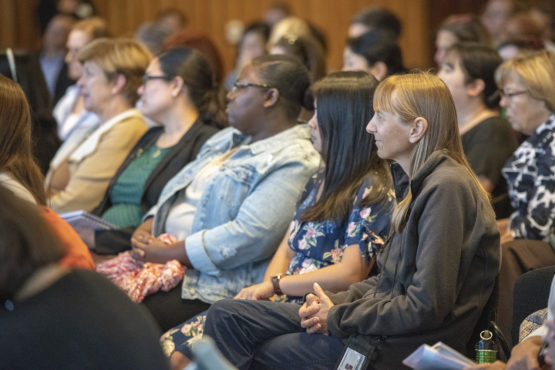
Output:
[326,151,500,369]
[93,120,217,254]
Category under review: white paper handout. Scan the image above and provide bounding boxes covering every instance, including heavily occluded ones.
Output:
[403,341,475,370]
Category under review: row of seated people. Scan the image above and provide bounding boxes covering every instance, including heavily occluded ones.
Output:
[0,63,499,369]
[0,33,554,368]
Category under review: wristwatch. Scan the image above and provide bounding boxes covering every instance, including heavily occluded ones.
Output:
[271,273,284,295]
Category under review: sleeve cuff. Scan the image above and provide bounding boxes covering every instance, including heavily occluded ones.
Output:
[186,231,220,275]
[528,325,547,340]
[143,207,157,221]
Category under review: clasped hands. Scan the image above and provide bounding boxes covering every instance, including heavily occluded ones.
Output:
[298,283,334,335]
[130,219,185,265]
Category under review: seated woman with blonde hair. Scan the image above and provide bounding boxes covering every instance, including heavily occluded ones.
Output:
[47,38,151,213]
[494,50,555,344]
[196,72,500,369]
[164,71,395,366]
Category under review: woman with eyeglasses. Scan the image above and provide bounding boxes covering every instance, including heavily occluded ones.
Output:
[126,54,319,331]
[75,47,223,254]
[162,71,396,365]
[437,42,518,218]
[493,50,555,342]
[47,38,151,213]
[195,72,499,370]
[495,50,555,244]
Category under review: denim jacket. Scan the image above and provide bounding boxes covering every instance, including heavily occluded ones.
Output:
[145,124,320,303]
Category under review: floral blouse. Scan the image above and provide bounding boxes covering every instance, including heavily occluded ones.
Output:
[159,172,395,357]
[503,114,555,241]
[284,173,395,299]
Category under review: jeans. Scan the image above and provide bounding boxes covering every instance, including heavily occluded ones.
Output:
[203,299,344,370]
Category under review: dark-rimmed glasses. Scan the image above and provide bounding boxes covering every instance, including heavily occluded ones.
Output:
[498,89,528,99]
[231,81,271,93]
[142,74,171,85]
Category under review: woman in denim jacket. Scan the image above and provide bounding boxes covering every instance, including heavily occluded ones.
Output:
[130,54,320,331]
[163,71,397,367]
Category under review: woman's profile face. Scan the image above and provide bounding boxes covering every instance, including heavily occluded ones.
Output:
[366,109,413,166]
[137,58,173,123]
[434,30,458,66]
[238,31,266,68]
[499,74,548,136]
[307,101,323,154]
[226,64,269,136]
[77,61,115,115]
[65,29,91,80]
[437,54,468,111]
[342,47,370,73]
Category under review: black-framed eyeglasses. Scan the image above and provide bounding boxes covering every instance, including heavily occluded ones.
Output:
[231,81,271,93]
[142,74,171,85]
[498,89,528,99]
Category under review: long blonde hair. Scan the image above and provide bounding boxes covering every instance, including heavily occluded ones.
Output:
[374,72,486,231]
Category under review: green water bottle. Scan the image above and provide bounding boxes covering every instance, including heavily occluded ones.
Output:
[475,330,497,364]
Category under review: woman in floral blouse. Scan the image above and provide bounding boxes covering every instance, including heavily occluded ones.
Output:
[163,71,396,364]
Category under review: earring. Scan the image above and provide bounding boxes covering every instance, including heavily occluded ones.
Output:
[172,91,178,98]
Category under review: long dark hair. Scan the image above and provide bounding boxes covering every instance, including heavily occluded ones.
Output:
[301,71,391,222]
[158,47,227,129]
[0,185,65,301]
[0,75,46,205]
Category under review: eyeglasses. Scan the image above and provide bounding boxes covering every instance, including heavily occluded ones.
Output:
[142,74,171,85]
[231,81,271,93]
[498,89,528,99]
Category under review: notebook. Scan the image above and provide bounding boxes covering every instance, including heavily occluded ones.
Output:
[60,210,116,230]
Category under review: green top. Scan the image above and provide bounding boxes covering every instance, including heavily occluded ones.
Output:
[102,144,170,228]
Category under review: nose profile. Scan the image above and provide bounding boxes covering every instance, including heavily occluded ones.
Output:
[366,116,377,134]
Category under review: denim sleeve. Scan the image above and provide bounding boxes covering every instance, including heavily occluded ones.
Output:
[186,157,318,275]
[143,203,158,221]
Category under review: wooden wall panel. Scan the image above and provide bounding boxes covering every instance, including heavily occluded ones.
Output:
[0,0,485,76]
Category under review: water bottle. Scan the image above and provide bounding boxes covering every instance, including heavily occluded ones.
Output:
[475,329,497,364]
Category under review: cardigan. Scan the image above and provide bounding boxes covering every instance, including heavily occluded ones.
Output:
[93,120,218,254]
[48,110,147,213]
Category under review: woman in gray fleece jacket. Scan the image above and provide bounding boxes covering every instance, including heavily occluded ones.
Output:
[197,72,501,370]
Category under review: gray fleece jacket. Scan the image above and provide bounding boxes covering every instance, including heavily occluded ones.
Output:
[327,151,500,368]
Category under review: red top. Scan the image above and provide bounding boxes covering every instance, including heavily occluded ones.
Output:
[42,207,95,269]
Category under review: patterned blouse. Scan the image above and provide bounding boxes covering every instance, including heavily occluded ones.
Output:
[503,114,555,241]
[285,173,395,291]
[159,172,395,357]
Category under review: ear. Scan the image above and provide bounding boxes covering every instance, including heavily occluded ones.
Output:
[171,76,185,98]
[263,88,280,108]
[369,61,388,81]
[408,117,428,144]
[466,78,485,98]
[111,74,127,95]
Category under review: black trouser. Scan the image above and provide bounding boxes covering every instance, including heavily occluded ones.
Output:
[202,299,344,370]
[141,284,211,332]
